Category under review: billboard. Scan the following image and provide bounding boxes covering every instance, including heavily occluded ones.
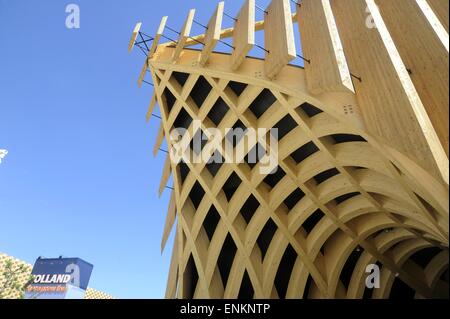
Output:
[25,257,93,299]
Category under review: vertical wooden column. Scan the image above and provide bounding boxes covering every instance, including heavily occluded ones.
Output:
[331,0,448,184]
[376,0,449,156]
[200,2,224,66]
[231,0,255,70]
[264,0,296,79]
[297,0,354,95]
[150,16,168,58]
[427,0,449,32]
[173,9,196,61]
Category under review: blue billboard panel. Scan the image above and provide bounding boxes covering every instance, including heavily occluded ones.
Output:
[25,257,93,299]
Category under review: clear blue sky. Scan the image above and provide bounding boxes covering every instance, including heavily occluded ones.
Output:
[0,0,302,298]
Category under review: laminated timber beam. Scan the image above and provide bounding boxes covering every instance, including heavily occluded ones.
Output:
[199,2,224,66]
[231,0,255,71]
[173,9,196,62]
[330,0,448,184]
[297,0,355,95]
[264,0,297,79]
[150,16,168,58]
[163,13,297,50]
[376,0,449,156]
[427,0,449,32]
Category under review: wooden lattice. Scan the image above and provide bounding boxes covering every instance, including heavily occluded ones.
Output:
[130,0,449,299]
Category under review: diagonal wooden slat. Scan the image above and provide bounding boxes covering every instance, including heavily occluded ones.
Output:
[137,59,148,87]
[128,22,142,52]
[231,0,255,70]
[153,122,165,156]
[165,229,179,298]
[264,0,296,79]
[149,16,168,58]
[159,153,172,197]
[297,0,354,94]
[145,93,157,121]
[173,9,196,62]
[161,191,177,253]
[200,2,225,66]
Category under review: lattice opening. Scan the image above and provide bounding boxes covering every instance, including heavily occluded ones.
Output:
[238,270,254,299]
[340,247,364,290]
[273,114,297,140]
[274,244,297,299]
[303,209,325,234]
[389,277,416,299]
[172,107,193,131]
[290,141,320,164]
[172,71,189,86]
[205,152,224,177]
[248,89,276,119]
[440,268,449,282]
[178,161,190,185]
[244,143,266,169]
[163,88,176,114]
[190,76,212,108]
[228,80,248,97]
[303,275,313,299]
[283,188,305,210]
[297,102,323,118]
[189,181,205,209]
[223,172,242,201]
[203,205,221,241]
[183,254,199,299]
[330,134,367,144]
[334,192,361,204]
[263,166,286,189]
[415,193,439,222]
[226,120,248,147]
[190,129,208,156]
[207,97,229,126]
[257,218,278,261]
[217,233,237,289]
[409,247,442,268]
[240,194,260,225]
[313,168,340,185]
